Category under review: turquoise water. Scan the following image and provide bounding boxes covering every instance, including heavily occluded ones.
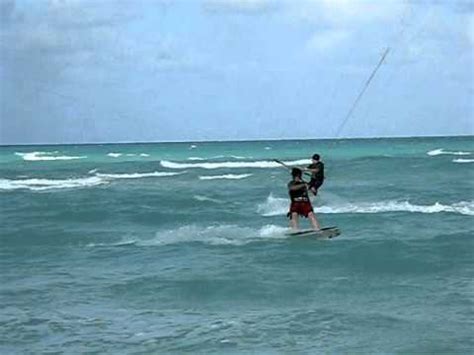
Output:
[1,136,473,353]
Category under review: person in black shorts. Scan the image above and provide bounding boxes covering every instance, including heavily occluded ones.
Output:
[305,153,324,196]
[287,168,321,231]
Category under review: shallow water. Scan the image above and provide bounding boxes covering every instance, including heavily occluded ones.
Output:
[1,136,473,353]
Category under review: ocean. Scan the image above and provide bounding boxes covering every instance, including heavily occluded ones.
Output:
[1,136,473,353]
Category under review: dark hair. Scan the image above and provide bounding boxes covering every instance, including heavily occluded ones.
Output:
[291,168,302,178]
[312,154,320,161]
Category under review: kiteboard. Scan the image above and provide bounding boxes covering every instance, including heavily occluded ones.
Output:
[286,226,341,239]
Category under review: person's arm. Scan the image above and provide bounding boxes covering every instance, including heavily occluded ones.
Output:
[305,165,321,174]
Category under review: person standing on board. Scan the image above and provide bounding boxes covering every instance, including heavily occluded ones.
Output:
[287,168,321,231]
[305,153,324,196]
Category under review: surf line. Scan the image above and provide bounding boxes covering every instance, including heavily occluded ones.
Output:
[273,159,312,177]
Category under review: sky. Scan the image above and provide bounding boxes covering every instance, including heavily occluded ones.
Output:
[0,0,473,145]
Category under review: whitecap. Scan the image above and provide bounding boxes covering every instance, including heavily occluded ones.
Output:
[137,223,289,247]
[198,174,252,180]
[188,157,205,161]
[257,194,288,216]
[160,159,310,170]
[96,171,183,179]
[139,153,150,157]
[0,176,106,191]
[453,158,474,164]
[193,195,223,203]
[427,149,471,156]
[257,195,474,217]
[315,201,474,216]
[15,152,86,161]
[107,153,122,158]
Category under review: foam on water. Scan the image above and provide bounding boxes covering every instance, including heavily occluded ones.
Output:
[257,194,474,216]
[161,159,310,169]
[0,176,106,191]
[0,171,183,191]
[193,195,224,203]
[15,152,86,161]
[199,174,252,180]
[453,158,474,163]
[128,224,290,246]
[96,171,184,179]
[427,148,471,156]
[107,153,122,158]
[188,155,249,161]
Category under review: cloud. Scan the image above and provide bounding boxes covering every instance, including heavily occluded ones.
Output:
[203,0,275,14]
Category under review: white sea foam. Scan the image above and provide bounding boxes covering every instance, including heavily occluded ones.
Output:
[135,223,289,247]
[15,152,86,161]
[188,157,205,161]
[86,239,137,248]
[427,149,471,156]
[188,155,247,161]
[0,170,181,191]
[161,159,310,170]
[257,195,474,217]
[107,153,122,158]
[96,171,183,179]
[193,195,224,203]
[453,158,474,164]
[0,176,106,191]
[139,153,150,157]
[199,174,252,180]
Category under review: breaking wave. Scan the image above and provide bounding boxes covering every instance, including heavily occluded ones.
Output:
[257,195,474,217]
[0,176,106,191]
[427,149,471,156]
[0,171,184,191]
[161,159,310,170]
[453,158,474,164]
[107,152,150,158]
[193,195,224,204]
[199,174,252,180]
[15,152,86,161]
[96,171,183,179]
[136,224,290,246]
[188,155,249,161]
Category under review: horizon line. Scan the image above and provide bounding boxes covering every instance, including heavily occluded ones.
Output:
[0,133,472,148]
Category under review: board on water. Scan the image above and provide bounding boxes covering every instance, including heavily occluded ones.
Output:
[286,226,341,239]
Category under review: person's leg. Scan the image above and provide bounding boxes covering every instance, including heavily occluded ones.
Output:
[290,212,299,230]
[308,212,321,230]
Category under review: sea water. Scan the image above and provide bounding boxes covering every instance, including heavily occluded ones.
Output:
[1,136,473,353]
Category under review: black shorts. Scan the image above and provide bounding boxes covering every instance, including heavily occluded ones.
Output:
[309,179,323,190]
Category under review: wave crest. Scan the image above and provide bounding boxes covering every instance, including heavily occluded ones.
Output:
[161,159,310,170]
[135,224,289,246]
[427,149,471,156]
[15,152,86,161]
[199,174,252,180]
[453,159,474,164]
[0,176,106,191]
[257,195,474,216]
[96,171,183,179]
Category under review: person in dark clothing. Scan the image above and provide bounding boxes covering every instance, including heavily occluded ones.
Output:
[305,153,324,196]
[287,168,321,231]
